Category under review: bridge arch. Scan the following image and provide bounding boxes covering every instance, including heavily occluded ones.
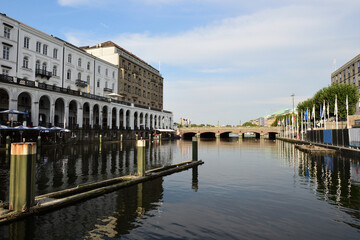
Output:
[182,132,197,139]
[200,132,216,138]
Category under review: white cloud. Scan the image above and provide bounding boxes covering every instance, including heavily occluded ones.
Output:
[63,1,360,124]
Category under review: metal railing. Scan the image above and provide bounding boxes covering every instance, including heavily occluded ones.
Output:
[35,69,52,78]
[75,79,88,87]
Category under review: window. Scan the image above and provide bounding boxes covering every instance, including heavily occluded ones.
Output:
[87,62,90,70]
[67,69,71,80]
[98,66,101,73]
[42,62,47,71]
[35,60,40,70]
[53,49,58,59]
[3,26,10,39]
[78,72,81,80]
[97,80,100,87]
[2,68,9,75]
[23,57,29,68]
[53,66,57,76]
[105,68,108,76]
[2,45,9,60]
[353,77,356,85]
[24,37,29,49]
[87,75,90,84]
[78,58,81,67]
[43,44,48,55]
[112,71,115,78]
[36,42,41,53]
[68,54,72,63]
[112,83,114,90]
[358,61,360,68]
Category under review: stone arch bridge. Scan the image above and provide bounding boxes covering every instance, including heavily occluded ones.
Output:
[178,126,280,140]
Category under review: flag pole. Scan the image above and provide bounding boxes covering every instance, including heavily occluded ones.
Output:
[301,111,303,140]
[335,95,338,129]
[346,95,349,129]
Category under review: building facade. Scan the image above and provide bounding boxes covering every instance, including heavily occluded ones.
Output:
[82,41,164,110]
[0,13,172,134]
[331,53,360,111]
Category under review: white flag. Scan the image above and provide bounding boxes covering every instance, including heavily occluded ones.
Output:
[327,103,329,119]
[334,95,338,116]
[322,100,325,119]
[312,105,315,119]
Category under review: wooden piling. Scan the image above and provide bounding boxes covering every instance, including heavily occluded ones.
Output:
[120,134,123,142]
[137,140,146,176]
[6,136,11,155]
[9,143,36,212]
[192,137,198,161]
[135,134,138,141]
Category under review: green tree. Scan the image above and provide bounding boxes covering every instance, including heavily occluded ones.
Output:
[297,84,359,120]
[242,122,257,127]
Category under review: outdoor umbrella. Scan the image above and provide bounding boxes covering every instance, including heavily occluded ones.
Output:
[0,109,27,127]
[0,109,26,114]
[0,124,14,130]
[50,126,63,143]
[32,126,50,135]
[14,125,31,141]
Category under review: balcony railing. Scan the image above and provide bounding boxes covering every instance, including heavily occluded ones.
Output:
[0,74,168,114]
[35,69,52,79]
[103,87,113,93]
[75,79,88,88]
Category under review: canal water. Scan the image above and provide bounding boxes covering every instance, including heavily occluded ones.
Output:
[0,139,360,239]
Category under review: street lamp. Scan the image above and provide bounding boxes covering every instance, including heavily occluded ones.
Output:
[291,93,295,113]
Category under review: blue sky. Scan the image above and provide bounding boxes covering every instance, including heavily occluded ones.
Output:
[3,0,360,125]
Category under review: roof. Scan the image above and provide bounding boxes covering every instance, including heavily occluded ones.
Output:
[81,41,159,73]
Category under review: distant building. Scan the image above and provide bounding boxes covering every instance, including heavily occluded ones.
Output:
[331,54,360,112]
[258,117,265,126]
[82,42,164,110]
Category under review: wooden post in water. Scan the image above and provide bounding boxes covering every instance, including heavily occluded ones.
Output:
[192,136,198,161]
[135,134,138,141]
[120,134,123,142]
[37,136,42,157]
[6,135,11,157]
[137,139,146,176]
[149,133,151,142]
[99,134,102,144]
[9,142,36,212]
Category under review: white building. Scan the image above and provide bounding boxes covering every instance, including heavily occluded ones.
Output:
[0,13,172,131]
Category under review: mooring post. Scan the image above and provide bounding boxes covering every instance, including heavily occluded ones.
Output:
[159,134,162,142]
[99,134,102,144]
[37,136,42,157]
[6,135,11,156]
[9,142,37,212]
[137,139,146,176]
[120,134,123,142]
[149,133,151,142]
[135,134,138,141]
[192,136,198,161]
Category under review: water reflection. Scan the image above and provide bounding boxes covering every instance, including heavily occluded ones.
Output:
[278,141,360,228]
[0,140,175,202]
[1,139,360,239]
